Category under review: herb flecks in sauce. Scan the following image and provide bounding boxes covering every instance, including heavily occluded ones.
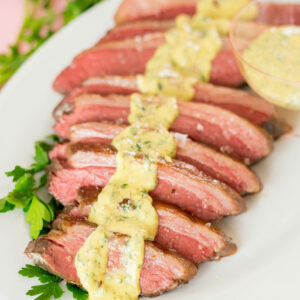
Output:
[113,126,177,160]
[89,153,159,239]
[243,26,300,109]
[128,94,178,129]
[75,228,110,294]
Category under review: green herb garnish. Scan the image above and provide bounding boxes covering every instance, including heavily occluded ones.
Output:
[0,0,105,86]
[0,137,59,239]
[19,265,64,300]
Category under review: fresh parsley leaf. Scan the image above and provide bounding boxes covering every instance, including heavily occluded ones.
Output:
[0,198,14,213]
[32,142,51,172]
[19,265,64,300]
[6,165,27,182]
[19,265,56,282]
[1,137,59,239]
[3,174,35,209]
[6,140,51,179]
[27,281,64,300]
[15,173,35,193]
[66,284,88,300]
[4,193,32,209]
[26,196,54,240]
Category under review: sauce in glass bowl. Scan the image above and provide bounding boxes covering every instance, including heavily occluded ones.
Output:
[230,1,300,110]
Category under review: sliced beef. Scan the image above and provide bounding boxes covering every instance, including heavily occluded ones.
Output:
[57,75,290,139]
[114,0,198,24]
[63,186,237,264]
[50,123,261,194]
[99,20,174,43]
[257,3,300,26]
[53,32,244,93]
[53,94,273,163]
[114,1,300,25]
[25,216,197,297]
[193,83,291,139]
[53,33,164,94]
[60,76,138,107]
[48,143,245,221]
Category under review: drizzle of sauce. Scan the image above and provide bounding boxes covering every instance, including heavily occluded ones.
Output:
[243,26,300,109]
[138,0,250,101]
[75,94,177,299]
[75,1,251,299]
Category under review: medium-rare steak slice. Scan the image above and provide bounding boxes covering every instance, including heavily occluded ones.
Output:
[115,0,198,24]
[99,20,174,43]
[57,75,290,139]
[53,94,273,163]
[50,124,261,194]
[193,83,291,139]
[25,216,197,297]
[114,1,300,25]
[53,33,164,94]
[62,186,237,264]
[47,144,245,221]
[60,76,138,107]
[53,32,244,93]
[256,3,300,25]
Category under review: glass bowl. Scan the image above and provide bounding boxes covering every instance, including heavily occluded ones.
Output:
[230,1,300,110]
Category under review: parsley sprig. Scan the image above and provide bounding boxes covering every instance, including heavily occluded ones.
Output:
[0,136,60,239]
[0,0,105,87]
[19,265,88,300]
[19,265,64,300]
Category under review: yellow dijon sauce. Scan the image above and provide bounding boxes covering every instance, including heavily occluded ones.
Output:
[137,0,251,101]
[242,26,300,109]
[75,94,177,300]
[75,1,251,299]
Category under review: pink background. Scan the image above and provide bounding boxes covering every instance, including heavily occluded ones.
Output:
[0,0,24,53]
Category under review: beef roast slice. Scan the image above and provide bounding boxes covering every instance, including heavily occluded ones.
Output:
[49,130,261,195]
[63,122,262,194]
[99,20,174,43]
[53,94,273,163]
[25,216,197,297]
[114,0,198,24]
[48,142,245,221]
[53,32,243,93]
[61,186,237,264]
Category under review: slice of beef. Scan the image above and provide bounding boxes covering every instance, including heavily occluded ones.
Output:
[257,3,300,26]
[53,33,164,94]
[25,216,197,297]
[50,123,261,194]
[53,94,273,163]
[48,143,246,221]
[193,83,291,139]
[57,75,290,139]
[63,186,237,264]
[99,20,174,43]
[114,1,300,25]
[99,20,264,46]
[53,32,244,93]
[115,0,198,24]
[60,76,138,107]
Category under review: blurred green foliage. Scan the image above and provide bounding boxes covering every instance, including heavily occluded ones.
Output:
[0,0,104,86]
